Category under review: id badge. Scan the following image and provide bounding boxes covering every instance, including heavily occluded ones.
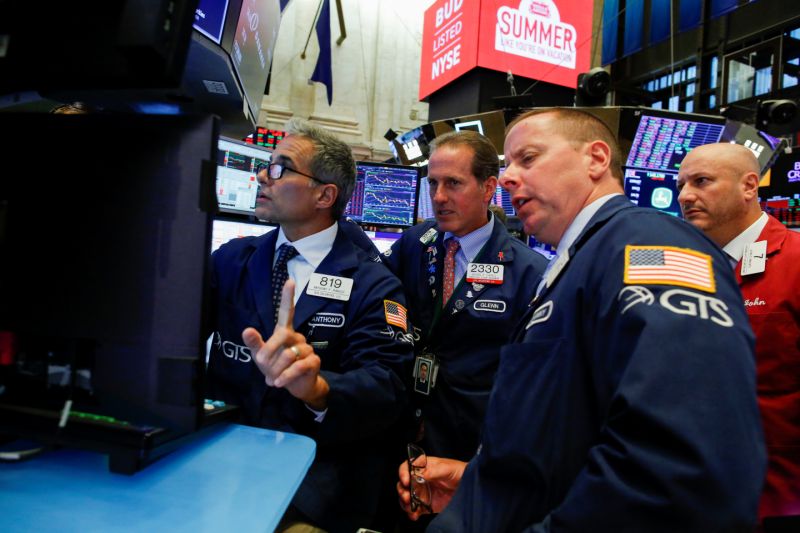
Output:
[465,263,504,284]
[306,273,353,301]
[413,355,435,395]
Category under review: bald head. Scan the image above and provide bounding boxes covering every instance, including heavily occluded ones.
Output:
[687,143,761,177]
[677,143,763,247]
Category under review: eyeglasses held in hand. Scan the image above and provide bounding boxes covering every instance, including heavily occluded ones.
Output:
[255,162,326,185]
[407,443,433,514]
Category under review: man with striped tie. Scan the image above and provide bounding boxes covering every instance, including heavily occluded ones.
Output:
[382,130,547,467]
[398,108,766,532]
[206,118,414,533]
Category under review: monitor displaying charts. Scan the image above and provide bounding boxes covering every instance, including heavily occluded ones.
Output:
[344,162,420,228]
[215,136,270,216]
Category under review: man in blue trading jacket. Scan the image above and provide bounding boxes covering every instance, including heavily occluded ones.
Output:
[206,118,414,533]
[397,109,766,531]
[382,130,548,462]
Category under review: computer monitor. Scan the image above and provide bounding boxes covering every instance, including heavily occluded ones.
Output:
[194,0,230,45]
[430,110,507,155]
[344,162,420,228]
[620,109,726,216]
[211,218,276,253]
[229,0,282,126]
[216,136,270,216]
[760,147,800,228]
[720,121,786,175]
[0,2,196,94]
[492,167,515,215]
[527,235,557,260]
[362,230,403,254]
[417,173,514,221]
[0,113,219,471]
[623,168,682,217]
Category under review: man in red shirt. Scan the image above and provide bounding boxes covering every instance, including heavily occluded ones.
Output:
[679,142,800,526]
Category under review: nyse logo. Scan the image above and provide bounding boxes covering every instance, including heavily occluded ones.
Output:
[617,286,734,327]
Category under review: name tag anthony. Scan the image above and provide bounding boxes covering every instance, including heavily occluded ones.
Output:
[308,313,345,328]
[466,263,504,284]
[306,273,353,301]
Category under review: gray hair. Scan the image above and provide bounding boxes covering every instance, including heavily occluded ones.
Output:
[284,118,356,218]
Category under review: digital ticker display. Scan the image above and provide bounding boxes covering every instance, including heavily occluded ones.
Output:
[345,162,419,227]
[623,168,682,217]
[623,113,725,215]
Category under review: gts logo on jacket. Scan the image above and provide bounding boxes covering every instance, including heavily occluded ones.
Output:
[213,332,253,363]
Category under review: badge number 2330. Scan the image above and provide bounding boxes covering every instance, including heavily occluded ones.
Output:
[466,263,504,284]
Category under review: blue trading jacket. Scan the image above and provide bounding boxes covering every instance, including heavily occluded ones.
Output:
[429,195,766,533]
[206,224,414,532]
[383,216,548,461]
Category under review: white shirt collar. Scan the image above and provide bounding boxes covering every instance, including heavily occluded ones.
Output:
[555,193,622,256]
[275,222,338,269]
[723,212,768,263]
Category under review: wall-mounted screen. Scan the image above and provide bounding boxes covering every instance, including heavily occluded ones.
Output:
[230,0,282,123]
[430,110,506,155]
[216,136,270,216]
[620,109,726,216]
[247,127,287,149]
[625,113,726,172]
[345,162,420,228]
[194,0,229,44]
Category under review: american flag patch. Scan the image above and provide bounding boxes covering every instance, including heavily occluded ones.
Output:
[384,300,408,332]
[624,245,715,293]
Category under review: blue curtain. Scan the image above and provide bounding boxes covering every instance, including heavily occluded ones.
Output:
[623,0,645,57]
[678,0,702,32]
[602,0,620,65]
[649,0,671,45]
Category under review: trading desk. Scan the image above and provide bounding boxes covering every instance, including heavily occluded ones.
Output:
[0,423,315,532]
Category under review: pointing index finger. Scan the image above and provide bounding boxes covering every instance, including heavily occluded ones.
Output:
[277,279,296,328]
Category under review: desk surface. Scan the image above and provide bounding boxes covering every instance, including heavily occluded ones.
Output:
[0,423,316,532]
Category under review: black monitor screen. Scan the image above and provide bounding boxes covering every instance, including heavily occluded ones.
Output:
[0,113,218,435]
[345,162,420,227]
[216,136,269,216]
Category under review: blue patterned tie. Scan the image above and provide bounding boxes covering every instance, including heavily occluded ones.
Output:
[272,244,299,323]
